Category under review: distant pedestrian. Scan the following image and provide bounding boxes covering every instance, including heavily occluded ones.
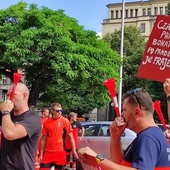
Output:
[35,107,50,170]
[65,112,85,170]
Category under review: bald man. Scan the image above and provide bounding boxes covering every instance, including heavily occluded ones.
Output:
[0,83,41,170]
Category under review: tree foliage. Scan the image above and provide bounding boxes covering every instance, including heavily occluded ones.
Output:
[167,2,170,15]
[103,26,169,123]
[103,26,147,91]
[0,2,121,114]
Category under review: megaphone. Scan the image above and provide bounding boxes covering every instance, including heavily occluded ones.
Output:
[103,78,121,117]
[10,72,23,100]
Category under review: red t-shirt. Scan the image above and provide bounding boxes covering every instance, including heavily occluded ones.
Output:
[65,121,83,149]
[41,117,49,127]
[42,116,72,151]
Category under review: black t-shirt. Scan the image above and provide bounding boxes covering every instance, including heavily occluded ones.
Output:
[1,110,41,170]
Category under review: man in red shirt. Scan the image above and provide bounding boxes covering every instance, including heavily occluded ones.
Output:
[65,112,85,170]
[35,107,50,170]
[41,107,50,125]
[39,103,78,170]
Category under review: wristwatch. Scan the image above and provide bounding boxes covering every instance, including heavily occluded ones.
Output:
[96,154,105,165]
[167,96,170,101]
[1,111,10,117]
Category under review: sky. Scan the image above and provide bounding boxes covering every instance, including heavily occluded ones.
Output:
[0,0,139,36]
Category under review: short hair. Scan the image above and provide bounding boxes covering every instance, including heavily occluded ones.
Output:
[69,112,78,117]
[51,103,61,110]
[41,107,49,113]
[68,112,77,120]
[123,88,154,113]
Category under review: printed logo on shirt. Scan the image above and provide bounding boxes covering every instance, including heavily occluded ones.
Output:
[124,143,133,158]
[58,122,62,127]
[167,148,170,153]
[73,124,77,129]
[166,147,170,161]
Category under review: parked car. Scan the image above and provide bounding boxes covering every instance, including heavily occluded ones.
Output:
[78,121,170,159]
[78,121,136,159]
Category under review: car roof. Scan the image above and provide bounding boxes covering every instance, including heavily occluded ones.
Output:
[80,121,137,136]
[80,121,113,125]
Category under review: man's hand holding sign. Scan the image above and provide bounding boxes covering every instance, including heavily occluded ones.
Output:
[138,15,170,137]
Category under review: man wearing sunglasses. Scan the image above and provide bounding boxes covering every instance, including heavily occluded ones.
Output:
[78,88,170,170]
[39,103,78,170]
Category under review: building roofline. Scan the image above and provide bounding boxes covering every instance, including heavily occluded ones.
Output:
[106,0,150,7]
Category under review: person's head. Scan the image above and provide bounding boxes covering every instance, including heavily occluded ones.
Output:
[122,88,154,132]
[7,83,29,113]
[68,112,78,122]
[41,107,50,118]
[50,103,62,118]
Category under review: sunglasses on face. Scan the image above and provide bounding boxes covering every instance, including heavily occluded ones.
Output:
[130,88,141,108]
[56,109,62,113]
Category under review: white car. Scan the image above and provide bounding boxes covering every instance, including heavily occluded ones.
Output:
[78,121,136,159]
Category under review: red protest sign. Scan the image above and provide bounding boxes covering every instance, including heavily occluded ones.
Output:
[79,154,101,170]
[137,15,170,82]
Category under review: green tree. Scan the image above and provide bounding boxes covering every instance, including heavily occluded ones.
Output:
[167,2,170,15]
[103,26,148,92]
[103,26,168,123]
[0,2,120,114]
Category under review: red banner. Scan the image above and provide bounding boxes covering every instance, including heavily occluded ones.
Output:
[79,154,101,170]
[137,15,170,82]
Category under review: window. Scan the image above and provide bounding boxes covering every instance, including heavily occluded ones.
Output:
[2,76,7,84]
[116,10,119,18]
[120,10,122,18]
[99,125,110,136]
[140,23,146,33]
[2,90,7,101]
[135,9,138,17]
[154,7,158,15]
[148,8,151,16]
[130,9,133,17]
[165,7,168,15]
[125,9,128,18]
[142,9,146,16]
[111,11,114,18]
[84,124,98,136]
[160,7,163,15]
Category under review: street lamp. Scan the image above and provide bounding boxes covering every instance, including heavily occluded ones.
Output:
[118,0,125,112]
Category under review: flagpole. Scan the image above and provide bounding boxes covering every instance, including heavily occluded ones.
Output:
[118,0,125,113]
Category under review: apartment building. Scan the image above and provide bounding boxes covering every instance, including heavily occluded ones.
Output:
[0,75,11,102]
[102,0,169,39]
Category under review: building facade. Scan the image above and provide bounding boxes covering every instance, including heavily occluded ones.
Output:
[102,0,169,39]
[0,75,11,102]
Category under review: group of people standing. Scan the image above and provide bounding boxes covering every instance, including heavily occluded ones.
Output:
[1,79,170,170]
[37,103,84,170]
[0,82,84,170]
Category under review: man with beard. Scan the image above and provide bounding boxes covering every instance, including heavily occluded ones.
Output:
[78,88,170,170]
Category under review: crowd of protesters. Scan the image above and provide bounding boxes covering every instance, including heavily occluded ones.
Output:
[0,79,170,170]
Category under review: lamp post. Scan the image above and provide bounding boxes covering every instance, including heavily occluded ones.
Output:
[118,0,125,113]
